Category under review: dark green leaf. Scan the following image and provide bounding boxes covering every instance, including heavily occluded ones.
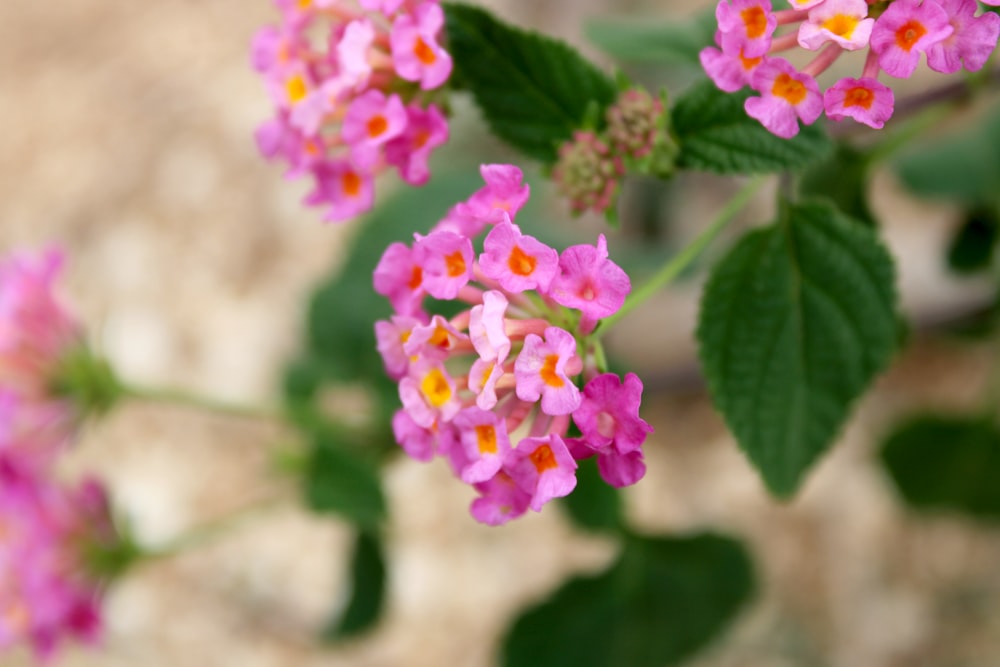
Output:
[697,201,899,496]
[880,415,1000,520]
[502,532,755,667]
[584,10,715,66]
[947,207,999,274]
[672,81,832,174]
[324,530,387,640]
[305,433,387,529]
[798,144,876,227]
[559,457,623,533]
[444,3,618,163]
[894,103,1000,206]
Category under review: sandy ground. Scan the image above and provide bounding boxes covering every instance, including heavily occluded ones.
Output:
[3,1,1000,666]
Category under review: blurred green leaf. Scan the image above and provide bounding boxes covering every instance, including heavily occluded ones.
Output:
[672,81,832,174]
[798,144,876,227]
[502,532,755,667]
[880,415,1000,520]
[444,3,617,163]
[305,433,386,529]
[894,104,1000,206]
[947,207,1000,274]
[584,10,715,66]
[559,457,623,534]
[324,530,387,640]
[698,201,899,496]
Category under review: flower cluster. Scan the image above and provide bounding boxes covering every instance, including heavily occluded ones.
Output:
[253,0,453,222]
[552,88,676,217]
[700,0,1000,136]
[374,164,654,525]
[0,250,120,658]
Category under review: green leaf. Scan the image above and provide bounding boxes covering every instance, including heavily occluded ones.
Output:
[894,103,1000,206]
[946,207,999,275]
[305,433,387,529]
[502,533,754,667]
[324,530,387,640]
[672,81,832,174]
[559,457,623,533]
[697,201,899,496]
[880,415,1000,520]
[584,10,715,66]
[444,3,618,163]
[798,143,876,227]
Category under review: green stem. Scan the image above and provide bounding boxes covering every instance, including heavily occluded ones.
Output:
[122,383,283,422]
[140,496,285,561]
[597,175,767,337]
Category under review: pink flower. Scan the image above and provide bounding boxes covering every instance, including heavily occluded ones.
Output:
[0,476,116,659]
[699,46,767,92]
[452,407,512,484]
[390,2,453,90]
[412,231,474,300]
[716,0,779,58]
[399,360,461,428]
[375,314,424,380]
[514,327,583,416]
[870,0,953,78]
[596,449,647,488]
[391,409,436,461]
[745,58,823,138]
[507,435,578,512]
[548,235,631,331]
[926,0,1000,73]
[445,164,533,236]
[304,159,375,223]
[797,0,875,51]
[341,90,409,170]
[385,104,450,186]
[470,471,531,525]
[468,290,511,363]
[572,373,653,456]
[478,217,559,294]
[336,19,378,89]
[403,314,470,361]
[824,76,895,128]
[373,242,426,316]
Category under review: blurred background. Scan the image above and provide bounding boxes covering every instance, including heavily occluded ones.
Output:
[3,0,1000,665]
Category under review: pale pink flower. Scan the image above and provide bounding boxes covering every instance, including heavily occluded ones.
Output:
[797,0,875,51]
[514,327,583,416]
[452,407,512,484]
[870,0,953,78]
[385,104,450,186]
[824,76,895,128]
[478,217,559,294]
[716,0,779,57]
[926,0,1000,73]
[304,159,375,223]
[507,435,578,512]
[412,231,474,300]
[548,235,631,330]
[390,2,453,90]
[699,46,767,92]
[745,58,823,138]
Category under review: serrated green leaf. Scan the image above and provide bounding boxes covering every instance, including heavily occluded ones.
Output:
[798,143,876,227]
[672,81,832,174]
[559,457,623,533]
[880,415,1000,520]
[502,533,754,667]
[305,433,386,528]
[894,103,1000,206]
[584,10,715,66]
[697,201,899,496]
[947,207,999,274]
[324,530,387,640]
[444,3,617,163]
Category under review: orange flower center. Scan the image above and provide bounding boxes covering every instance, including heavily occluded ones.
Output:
[772,73,806,105]
[445,251,466,277]
[741,7,768,39]
[408,266,423,290]
[507,245,537,277]
[540,354,564,388]
[530,444,558,473]
[475,425,498,454]
[341,170,362,197]
[895,20,927,51]
[739,51,762,71]
[413,36,437,65]
[367,115,389,138]
[843,86,875,109]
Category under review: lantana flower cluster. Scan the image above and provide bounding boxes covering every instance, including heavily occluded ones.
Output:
[700,0,1000,137]
[253,0,453,221]
[0,250,118,659]
[373,164,654,526]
